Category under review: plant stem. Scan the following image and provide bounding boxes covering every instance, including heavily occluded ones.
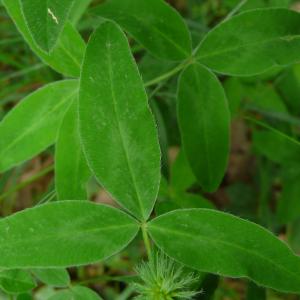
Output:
[224,0,248,21]
[144,58,193,88]
[0,37,23,46]
[0,164,54,202]
[141,223,152,259]
[244,115,300,146]
[75,274,138,285]
[1,63,45,82]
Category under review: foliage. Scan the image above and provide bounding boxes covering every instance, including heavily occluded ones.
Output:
[1,0,300,299]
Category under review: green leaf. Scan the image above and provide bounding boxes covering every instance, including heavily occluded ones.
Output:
[3,0,85,77]
[225,0,290,10]
[56,100,91,200]
[0,80,78,173]
[196,8,300,76]
[172,192,215,210]
[19,0,75,52]
[47,290,70,300]
[150,100,169,177]
[223,77,244,117]
[138,53,176,83]
[16,293,33,300]
[148,209,300,293]
[177,64,230,192]
[69,0,92,25]
[0,270,36,294]
[79,22,161,220]
[35,286,56,299]
[0,201,138,268]
[92,0,192,61]
[155,201,180,216]
[155,192,214,216]
[253,130,300,164]
[278,168,300,223]
[48,286,103,300]
[250,118,300,164]
[69,286,103,300]
[244,83,288,116]
[277,64,300,115]
[32,268,70,287]
[170,149,196,193]
[288,218,300,253]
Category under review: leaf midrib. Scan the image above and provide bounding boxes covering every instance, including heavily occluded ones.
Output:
[101,9,190,57]
[192,65,213,186]
[0,90,77,157]
[2,223,137,250]
[198,34,300,60]
[0,275,32,287]
[105,32,145,220]
[131,14,189,57]
[58,36,82,69]
[56,107,84,199]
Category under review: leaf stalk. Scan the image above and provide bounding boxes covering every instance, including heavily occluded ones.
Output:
[141,222,152,259]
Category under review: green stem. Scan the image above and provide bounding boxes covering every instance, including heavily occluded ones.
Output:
[75,274,138,285]
[1,63,45,82]
[244,115,300,146]
[144,58,193,88]
[224,0,248,21]
[0,165,54,202]
[0,37,23,46]
[141,223,152,259]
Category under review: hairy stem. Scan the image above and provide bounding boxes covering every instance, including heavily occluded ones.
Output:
[141,223,152,259]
